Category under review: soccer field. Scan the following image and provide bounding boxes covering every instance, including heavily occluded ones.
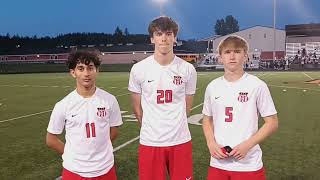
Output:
[0,71,319,180]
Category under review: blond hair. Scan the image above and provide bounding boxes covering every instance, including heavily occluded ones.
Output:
[217,35,249,55]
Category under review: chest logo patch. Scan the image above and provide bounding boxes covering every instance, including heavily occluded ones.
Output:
[237,92,249,103]
[97,107,107,118]
[173,76,183,85]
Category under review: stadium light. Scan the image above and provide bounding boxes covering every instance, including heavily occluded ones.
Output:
[154,0,168,15]
[207,40,213,53]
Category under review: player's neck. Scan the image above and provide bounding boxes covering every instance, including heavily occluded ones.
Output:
[223,69,245,82]
[76,85,96,98]
[154,52,175,66]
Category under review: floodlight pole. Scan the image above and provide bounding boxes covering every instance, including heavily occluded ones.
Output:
[156,0,166,16]
[160,3,163,16]
[273,0,276,61]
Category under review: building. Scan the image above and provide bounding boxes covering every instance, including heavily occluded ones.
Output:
[206,26,286,60]
[285,23,320,58]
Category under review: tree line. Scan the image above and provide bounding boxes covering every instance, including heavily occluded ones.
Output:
[0,27,150,54]
[214,15,239,36]
[0,15,240,55]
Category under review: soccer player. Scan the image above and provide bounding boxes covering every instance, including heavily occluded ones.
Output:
[128,16,197,180]
[46,50,123,180]
[202,35,279,180]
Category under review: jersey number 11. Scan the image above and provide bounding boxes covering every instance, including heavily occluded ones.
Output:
[85,123,96,138]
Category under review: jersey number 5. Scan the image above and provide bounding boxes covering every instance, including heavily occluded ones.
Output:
[85,123,96,138]
[157,90,173,104]
[225,107,233,122]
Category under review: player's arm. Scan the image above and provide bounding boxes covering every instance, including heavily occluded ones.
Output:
[110,126,120,141]
[108,97,123,142]
[251,114,279,145]
[230,114,278,160]
[202,115,228,159]
[185,95,194,116]
[185,64,197,116]
[131,92,143,125]
[46,132,64,155]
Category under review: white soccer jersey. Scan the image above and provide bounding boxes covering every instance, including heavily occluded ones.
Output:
[128,55,197,146]
[47,88,123,177]
[202,73,277,171]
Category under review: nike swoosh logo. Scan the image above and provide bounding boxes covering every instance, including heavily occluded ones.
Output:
[215,97,220,99]
[71,114,77,117]
[147,80,154,83]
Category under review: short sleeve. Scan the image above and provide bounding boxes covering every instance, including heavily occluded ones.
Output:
[128,65,142,93]
[47,102,66,134]
[109,97,123,127]
[257,83,277,117]
[202,86,214,116]
[185,65,197,95]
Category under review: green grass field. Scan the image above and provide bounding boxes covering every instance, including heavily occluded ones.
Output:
[0,71,319,180]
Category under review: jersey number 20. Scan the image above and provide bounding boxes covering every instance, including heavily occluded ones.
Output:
[157,90,173,104]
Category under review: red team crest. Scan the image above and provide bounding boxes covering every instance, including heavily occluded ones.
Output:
[96,107,107,118]
[237,92,249,103]
[173,76,183,85]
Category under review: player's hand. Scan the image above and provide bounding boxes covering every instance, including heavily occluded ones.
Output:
[207,142,228,159]
[229,141,252,160]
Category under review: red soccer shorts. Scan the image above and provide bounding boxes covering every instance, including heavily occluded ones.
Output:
[207,166,266,180]
[62,166,117,180]
[139,141,193,180]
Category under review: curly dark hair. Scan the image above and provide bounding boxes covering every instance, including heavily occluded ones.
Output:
[66,49,101,69]
[148,16,179,37]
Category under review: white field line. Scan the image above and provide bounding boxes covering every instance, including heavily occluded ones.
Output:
[0,84,129,89]
[0,110,53,123]
[191,103,203,111]
[113,136,140,152]
[251,72,262,77]
[198,73,208,76]
[269,84,320,92]
[0,84,71,88]
[256,73,269,78]
[0,92,131,124]
[116,92,131,97]
[302,72,313,80]
[34,85,50,88]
